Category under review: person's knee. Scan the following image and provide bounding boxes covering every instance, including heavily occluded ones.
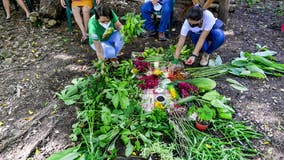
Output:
[104,46,116,58]
[82,6,91,13]
[212,29,225,44]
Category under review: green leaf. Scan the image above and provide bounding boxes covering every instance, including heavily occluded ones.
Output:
[135,140,141,151]
[47,146,79,160]
[226,78,248,93]
[246,64,266,76]
[208,55,223,66]
[231,58,248,67]
[202,90,221,101]
[101,107,112,126]
[112,94,120,108]
[120,95,130,109]
[125,141,134,157]
[100,126,111,133]
[211,99,235,113]
[139,133,152,144]
[121,135,130,145]
[230,84,249,92]
[253,50,277,57]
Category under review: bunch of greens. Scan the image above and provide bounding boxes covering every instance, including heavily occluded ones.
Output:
[51,60,173,159]
[170,113,262,160]
[142,45,193,66]
[120,13,145,43]
[185,46,284,79]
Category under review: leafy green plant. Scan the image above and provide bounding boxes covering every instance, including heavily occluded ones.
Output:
[196,105,216,122]
[141,142,176,160]
[170,113,261,160]
[120,13,145,43]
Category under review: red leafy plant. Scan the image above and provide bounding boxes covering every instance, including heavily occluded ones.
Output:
[138,75,159,90]
[133,59,150,73]
[177,82,198,97]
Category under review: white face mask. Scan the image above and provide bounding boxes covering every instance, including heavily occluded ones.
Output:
[99,22,111,29]
[153,3,162,11]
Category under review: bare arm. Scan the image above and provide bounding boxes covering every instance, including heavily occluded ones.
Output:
[114,21,123,31]
[192,30,210,55]
[192,0,214,9]
[174,35,187,59]
[203,0,214,9]
[93,41,104,60]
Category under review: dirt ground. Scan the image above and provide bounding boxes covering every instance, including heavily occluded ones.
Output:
[0,0,283,159]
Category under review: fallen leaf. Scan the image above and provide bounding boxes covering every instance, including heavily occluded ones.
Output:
[51,111,57,115]
[25,117,31,121]
[32,49,36,53]
[1,103,8,107]
[28,110,34,115]
[263,141,270,145]
[0,121,4,126]
[35,148,40,155]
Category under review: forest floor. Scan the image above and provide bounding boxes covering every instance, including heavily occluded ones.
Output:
[0,0,283,159]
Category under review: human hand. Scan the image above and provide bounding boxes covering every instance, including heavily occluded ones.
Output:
[60,0,66,8]
[96,0,101,5]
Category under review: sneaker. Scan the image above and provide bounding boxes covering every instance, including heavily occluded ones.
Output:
[158,32,167,41]
[141,30,156,38]
[200,53,210,66]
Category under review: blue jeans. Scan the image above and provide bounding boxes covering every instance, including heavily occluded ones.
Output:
[189,19,225,54]
[90,31,124,58]
[141,0,173,33]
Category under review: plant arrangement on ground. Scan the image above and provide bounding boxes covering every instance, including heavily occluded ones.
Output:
[47,45,281,160]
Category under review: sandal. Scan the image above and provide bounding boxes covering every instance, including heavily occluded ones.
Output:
[200,53,210,66]
[185,54,198,65]
[80,34,89,44]
[110,58,119,67]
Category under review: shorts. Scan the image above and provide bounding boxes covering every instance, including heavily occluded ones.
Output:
[72,0,93,9]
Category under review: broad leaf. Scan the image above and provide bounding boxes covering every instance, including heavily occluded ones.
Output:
[101,107,111,126]
[253,50,277,57]
[211,99,235,113]
[112,94,120,108]
[202,90,221,101]
[208,55,223,66]
[120,95,130,109]
[226,78,248,92]
[47,146,79,160]
[125,141,134,157]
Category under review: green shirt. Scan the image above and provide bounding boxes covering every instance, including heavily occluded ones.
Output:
[88,10,119,45]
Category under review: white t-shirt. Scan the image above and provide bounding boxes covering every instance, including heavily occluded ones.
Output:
[180,10,217,36]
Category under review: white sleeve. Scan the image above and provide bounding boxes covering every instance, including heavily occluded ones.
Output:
[180,20,190,36]
[203,10,217,31]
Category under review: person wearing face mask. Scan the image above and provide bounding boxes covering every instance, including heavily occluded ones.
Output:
[141,0,173,41]
[172,5,225,66]
[88,4,124,66]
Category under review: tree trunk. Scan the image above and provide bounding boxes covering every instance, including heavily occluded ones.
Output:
[218,0,230,25]
[39,0,63,19]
